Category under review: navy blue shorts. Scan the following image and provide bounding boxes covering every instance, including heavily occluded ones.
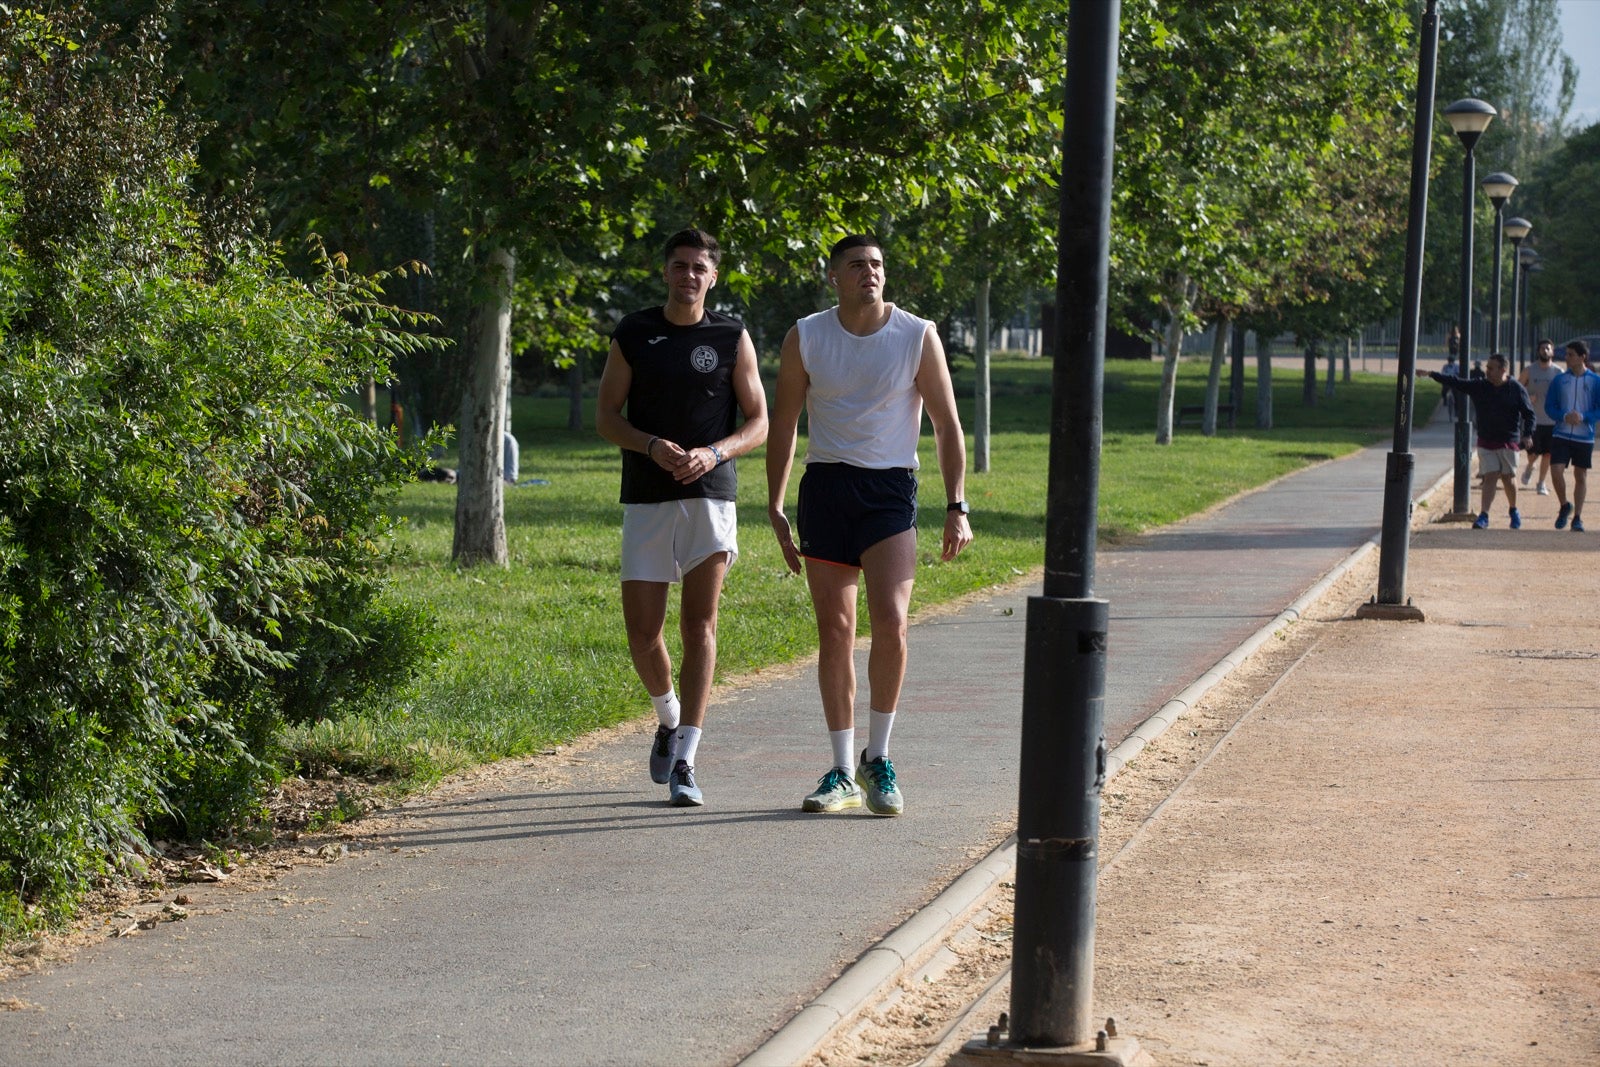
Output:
[797,463,918,568]
[1530,424,1555,456]
[1551,437,1594,470]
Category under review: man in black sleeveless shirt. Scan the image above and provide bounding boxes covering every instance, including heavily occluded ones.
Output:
[596,229,767,807]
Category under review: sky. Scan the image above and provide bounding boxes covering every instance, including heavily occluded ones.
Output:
[1558,0,1600,128]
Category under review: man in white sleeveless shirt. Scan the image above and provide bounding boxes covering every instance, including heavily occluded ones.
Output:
[1519,338,1559,495]
[766,235,973,816]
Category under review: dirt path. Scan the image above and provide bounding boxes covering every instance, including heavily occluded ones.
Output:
[811,498,1600,1066]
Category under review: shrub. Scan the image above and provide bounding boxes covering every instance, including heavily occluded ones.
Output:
[0,12,440,923]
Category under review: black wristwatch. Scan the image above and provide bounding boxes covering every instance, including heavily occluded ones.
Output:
[947,500,970,515]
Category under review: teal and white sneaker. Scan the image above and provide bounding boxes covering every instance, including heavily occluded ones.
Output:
[801,767,863,813]
[855,752,904,817]
[668,760,703,807]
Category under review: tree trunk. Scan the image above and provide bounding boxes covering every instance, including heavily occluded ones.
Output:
[974,276,991,473]
[1256,334,1273,429]
[360,376,378,424]
[1343,336,1353,383]
[1302,342,1318,407]
[452,245,515,566]
[567,355,586,432]
[1155,313,1184,445]
[1325,343,1337,399]
[1202,316,1231,437]
[1229,324,1246,430]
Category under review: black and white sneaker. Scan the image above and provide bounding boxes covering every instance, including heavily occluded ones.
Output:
[650,724,676,785]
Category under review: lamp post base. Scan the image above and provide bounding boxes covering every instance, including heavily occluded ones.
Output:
[1356,597,1426,622]
[950,1023,1151,1066]
[1441,511,1479,523]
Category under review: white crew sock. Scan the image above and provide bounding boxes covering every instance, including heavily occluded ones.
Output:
[674,725,702,768]
[829,728,855,772]
[864,709,896,763]
[651,689,680,730]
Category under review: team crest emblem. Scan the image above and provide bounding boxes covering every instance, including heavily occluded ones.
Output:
[690,345,718,373]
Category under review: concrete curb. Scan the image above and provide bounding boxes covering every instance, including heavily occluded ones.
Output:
[738,504,1427,1067]
[741,458,1456,1067]
[741,845,1018,1067]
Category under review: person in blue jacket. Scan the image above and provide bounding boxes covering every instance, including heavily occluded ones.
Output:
[1544,339,1600,532]
[1421,352,1535,529]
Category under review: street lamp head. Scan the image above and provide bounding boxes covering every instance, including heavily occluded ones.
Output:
[1518,245,1540,267]
[1443,98,1497,148]
[1504,216,1532,242]
[1480,171,1518,207]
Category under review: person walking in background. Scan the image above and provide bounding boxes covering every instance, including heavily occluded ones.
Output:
[1544,339,1600,532]
[766,234,972,817]
[1519,338,1560,496]
[1439,325,1462,418]
[596,228,769,807]
[1420,352,1534,529]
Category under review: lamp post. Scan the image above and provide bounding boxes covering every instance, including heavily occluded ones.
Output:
[1007,0,1122,1053]
[1359,0,1439,620]
[1524,254,1544,360]
[1443,98,1497,519]
[1480,172,1517,354]
[1505,218,1532,372]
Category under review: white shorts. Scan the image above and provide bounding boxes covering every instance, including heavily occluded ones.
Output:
[1476,447,1519,476]
[621,499,739,583]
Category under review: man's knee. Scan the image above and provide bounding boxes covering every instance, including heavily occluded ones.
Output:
[625,619,665,651]
[680,611,718,652]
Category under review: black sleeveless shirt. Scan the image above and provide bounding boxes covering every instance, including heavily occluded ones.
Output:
[613,306,744,504]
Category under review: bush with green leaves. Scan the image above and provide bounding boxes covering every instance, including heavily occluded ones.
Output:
[0,12,440,924]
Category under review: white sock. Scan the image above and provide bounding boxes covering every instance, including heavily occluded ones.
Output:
[674,725,702,768]
[864,709,896,762]
[651,690,680,730]
[829,728,855,772]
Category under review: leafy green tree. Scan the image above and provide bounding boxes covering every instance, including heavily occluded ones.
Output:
[0,11,436,921]
[1114,0,1414,443]
[1521,120,1600,324]
[1425,0,1574,326]
[129,1,1067,559]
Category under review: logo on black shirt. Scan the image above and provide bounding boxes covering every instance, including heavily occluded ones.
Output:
[691,345,718,373]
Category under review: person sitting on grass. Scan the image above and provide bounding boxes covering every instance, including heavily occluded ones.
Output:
[1420,352,1535,530]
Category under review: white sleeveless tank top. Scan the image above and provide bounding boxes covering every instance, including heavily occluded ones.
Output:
[796,305,930,469]
[1524,361,1560,426]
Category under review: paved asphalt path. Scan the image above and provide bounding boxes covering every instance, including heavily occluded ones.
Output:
[1,421,1456,1067]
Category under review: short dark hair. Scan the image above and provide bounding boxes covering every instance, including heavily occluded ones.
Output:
[1568,339,1590,359]
[662,228,721,266]
[1538,337,1554,348]
[828,234,882,268]
[1487,352,1508,368]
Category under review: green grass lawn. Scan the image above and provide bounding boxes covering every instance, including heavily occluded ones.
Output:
[286,356,1400,789]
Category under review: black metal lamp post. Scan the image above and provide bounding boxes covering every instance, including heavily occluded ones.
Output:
[1442,98,1497,519]
[1359,0,1440,620]
[1505,217,1532,372]
[1524,255,1544,358]
[1480,172,1517,354]
[1006,0,1123,1056]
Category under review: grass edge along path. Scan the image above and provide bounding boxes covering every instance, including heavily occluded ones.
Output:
[284,357,1405,799]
